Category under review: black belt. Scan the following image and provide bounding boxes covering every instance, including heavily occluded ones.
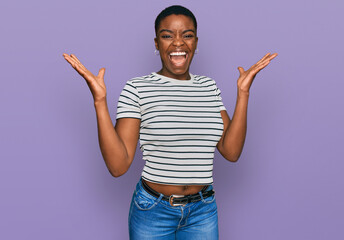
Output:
[141,179,215,206]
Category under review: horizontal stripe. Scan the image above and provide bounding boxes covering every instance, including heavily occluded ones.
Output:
[140,94,216,100]
[141,127,223,131]
[141,109,220,117]
[139,89,213,93]
[143,149,214,154]
[144,120,222,124]
[146,163,212,172]
[141,176,213,186]
[117,110,140,114]
[122,88,139,99]
[142,170,212,179]
[119,94,139,104]
[140,138,219,143]
[141,99,218,107]
[117,100,139,108]
[134,83,215,88]
[116,73,226,185]
[146,160,213,166]
[145,165,212,173]
[140,132,222,137]
[143,104,220,109]
[143,154,213,160]
[143,143,215,148]
[116,114,141,119]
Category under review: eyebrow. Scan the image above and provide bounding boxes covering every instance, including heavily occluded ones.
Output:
[159,29,195,34]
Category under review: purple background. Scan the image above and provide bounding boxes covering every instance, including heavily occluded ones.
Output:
[1,0,343,239]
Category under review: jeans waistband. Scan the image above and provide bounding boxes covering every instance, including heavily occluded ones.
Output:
[140,178,214,206]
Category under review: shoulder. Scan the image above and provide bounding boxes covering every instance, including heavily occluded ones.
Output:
[126,73,161,85]
[192,74,218,87]
[193,74,213,82]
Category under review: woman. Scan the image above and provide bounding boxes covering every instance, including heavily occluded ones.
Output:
[63,5,277,240]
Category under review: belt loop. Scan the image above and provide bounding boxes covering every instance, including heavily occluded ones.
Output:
[157,193,163,202]
[199,185,209,200]
[198,190,204,201]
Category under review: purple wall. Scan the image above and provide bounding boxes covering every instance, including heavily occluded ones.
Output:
[1,0,343,239]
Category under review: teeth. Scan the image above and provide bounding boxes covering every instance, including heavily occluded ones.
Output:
[170,52,186,56]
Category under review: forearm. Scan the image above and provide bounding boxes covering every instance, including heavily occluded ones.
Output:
[218,52,277,161]
[94,100,130,177]
[221,90,249,161]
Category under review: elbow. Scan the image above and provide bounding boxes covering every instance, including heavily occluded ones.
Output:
[109,168,127,178]
[218,143,242,163]
[108,162,130,178]
[105,155,132,178]
[227,156,240,162]
[222,152,241,162]
[109,170,124,178]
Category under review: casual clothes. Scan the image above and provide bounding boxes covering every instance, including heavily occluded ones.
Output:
[128,179,219,240]
[117,72,226,185]
[116,72,226,239]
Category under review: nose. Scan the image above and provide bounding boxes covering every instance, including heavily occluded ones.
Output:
[172,35,184,47]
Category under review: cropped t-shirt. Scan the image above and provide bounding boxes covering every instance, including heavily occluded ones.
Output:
[116,72,226,185]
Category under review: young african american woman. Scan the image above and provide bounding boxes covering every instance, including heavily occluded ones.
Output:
[63,5,277,240]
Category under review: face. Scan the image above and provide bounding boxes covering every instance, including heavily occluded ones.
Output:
[154,14,198,80]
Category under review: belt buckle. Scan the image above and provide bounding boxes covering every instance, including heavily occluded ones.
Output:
[169,194,185,206]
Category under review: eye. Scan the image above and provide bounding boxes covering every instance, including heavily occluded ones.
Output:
[184,34,194,39]
[161,35,172,39]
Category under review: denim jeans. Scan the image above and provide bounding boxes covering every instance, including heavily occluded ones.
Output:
[128,178,219,240]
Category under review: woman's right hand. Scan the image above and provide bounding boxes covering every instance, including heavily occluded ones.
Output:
[63,53,107,103]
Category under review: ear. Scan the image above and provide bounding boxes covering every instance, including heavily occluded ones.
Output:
[154,37,159,50]
[195,36,199,49]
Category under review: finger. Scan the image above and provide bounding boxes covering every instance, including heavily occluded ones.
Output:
[258,52,278,65]
[268,53,278,61]
[248,54,269,71]
[260,59,270,69]
[246,53,278,76]
[70,54,87,71]
[257,53,277,68]
[249,60,269,74]
[98,68,106,79]
[63,54,86,75]
[237,67,245,75]
[74,63,87,76]
[256,53,271,65]
[63,54,78,68]
[255,59,272,72]
[70,54,82,64]
[63,53,83,69]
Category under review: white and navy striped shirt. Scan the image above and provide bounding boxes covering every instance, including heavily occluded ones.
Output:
[116,72,226,185]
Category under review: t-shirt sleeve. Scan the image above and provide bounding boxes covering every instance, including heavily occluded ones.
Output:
[213,80,226,111]
[116,81,141,120]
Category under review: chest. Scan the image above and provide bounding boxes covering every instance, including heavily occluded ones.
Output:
[138,85,223,142]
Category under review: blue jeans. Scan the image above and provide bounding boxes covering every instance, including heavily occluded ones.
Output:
[128,179,219,239]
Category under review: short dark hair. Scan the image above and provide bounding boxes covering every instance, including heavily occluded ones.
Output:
[154,5,197,36]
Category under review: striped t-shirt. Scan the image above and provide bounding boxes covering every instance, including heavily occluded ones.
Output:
[116,72,226,185]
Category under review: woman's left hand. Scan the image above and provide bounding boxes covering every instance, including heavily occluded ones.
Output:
[237,53,278,94]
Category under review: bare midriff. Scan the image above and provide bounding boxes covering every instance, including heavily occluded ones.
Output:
[143,179,207,196]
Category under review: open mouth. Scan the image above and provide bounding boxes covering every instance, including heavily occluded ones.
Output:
[169,51,188,66]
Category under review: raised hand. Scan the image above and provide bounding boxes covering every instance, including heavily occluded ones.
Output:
[63,53,107,103]
[237,53,278,94]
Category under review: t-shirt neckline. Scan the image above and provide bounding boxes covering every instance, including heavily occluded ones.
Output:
[152,72,194,84]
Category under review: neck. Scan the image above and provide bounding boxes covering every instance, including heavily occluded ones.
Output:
[157,69,191,80]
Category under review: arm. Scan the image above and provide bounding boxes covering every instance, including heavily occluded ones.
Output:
[95,100,140,177]
[63,53,139,177]
[217,53,278,162]
[217,94,248,162]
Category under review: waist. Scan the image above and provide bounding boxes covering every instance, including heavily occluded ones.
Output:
[141,178,214,206]
[142,178,207,196]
